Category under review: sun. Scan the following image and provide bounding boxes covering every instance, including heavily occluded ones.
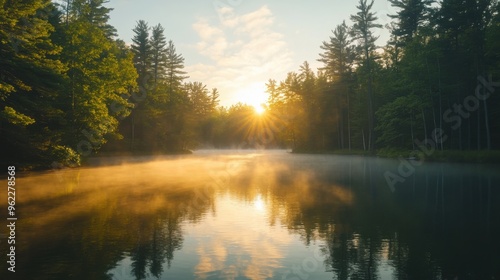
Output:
[236,83,269,115]
[253,104,266,115]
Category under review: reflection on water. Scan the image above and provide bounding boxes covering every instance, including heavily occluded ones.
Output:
[0,151,499,279]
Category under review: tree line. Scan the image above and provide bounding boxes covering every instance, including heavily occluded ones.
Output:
[264,0,500,154]
[0,0,240,168]
[1,0,499,168]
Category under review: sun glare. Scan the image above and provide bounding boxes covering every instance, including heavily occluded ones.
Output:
[253,195,265,212]
[236,83,269,116]
[254,104,266,115]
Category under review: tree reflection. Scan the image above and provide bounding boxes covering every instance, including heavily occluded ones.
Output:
[0,155,498,280]
[0,160,216,280]
[223,156,500,279]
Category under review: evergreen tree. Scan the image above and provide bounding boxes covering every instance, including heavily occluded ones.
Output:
[318,21,355,150]
[131,20,151,88]
[66,0,117,38]
[0,0,71,165]
[165,40,188,94]
[388,0,434,42]
[318,21,353,81]
[59,0,136,154]
[350,0,382,151]
[150,23,167,89]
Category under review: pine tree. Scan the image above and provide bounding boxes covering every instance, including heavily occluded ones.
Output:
[131,20,152,88]
[165,40,188,94]
[388,0,434,42]
[318,21,355,150]
[210,88,220,111]
[0,0,71,165]
[318,21,353,81]
[67,0,117,38]
[59,0,136,154]
[350,0,382,151]
[150,24,167,89]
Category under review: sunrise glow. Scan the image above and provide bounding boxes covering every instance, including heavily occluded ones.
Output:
[254,104,266,115]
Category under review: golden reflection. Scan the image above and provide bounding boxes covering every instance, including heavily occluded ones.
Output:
[253,194,265,212]
[1,153,496,279]
[193,194,289,280]
[0,152,355,279]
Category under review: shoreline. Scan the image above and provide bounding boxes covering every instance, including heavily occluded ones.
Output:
[291,148,500,164]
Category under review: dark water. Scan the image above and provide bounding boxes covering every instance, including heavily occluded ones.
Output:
[1,150,499,280]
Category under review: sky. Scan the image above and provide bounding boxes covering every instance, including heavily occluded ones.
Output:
[107,0,395,108]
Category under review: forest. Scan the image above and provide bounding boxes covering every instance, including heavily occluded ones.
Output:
[1,0,500,168]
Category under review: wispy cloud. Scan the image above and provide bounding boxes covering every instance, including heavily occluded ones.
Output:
[186,5,294,107]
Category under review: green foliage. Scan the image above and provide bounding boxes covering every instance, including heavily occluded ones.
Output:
[0,0,69,167]
[350,0,382,53]
[388,0,433,41]
[49,145,80,167]
[0,0,136,168]
[266,0,500,155]
[1,106,35,126]
[165,40,188,92]
[2,0,500,168]
[131,20,151,84]
[115,20,197,154]
[59,3,136,149]
[318,21,353,81]
[375,94,426,148]
[150,24,167,87]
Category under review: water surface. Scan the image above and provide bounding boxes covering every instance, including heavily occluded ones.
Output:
[1,150,499,279]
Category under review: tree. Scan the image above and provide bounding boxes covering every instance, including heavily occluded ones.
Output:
[388,0,434,42]
[165,40,188,94]
[67,0,117,38]
[210,88,220,110]
[350,0,382,151]
[298,61,320,149]
[318,21,355,150]
[318,21,353,81]
[131,20,151,88]
[183,82,219,147]
[150,24,167,89]
[0,0,71,165]
[121,21,193,153]
[59,0,136,154]
[375,94,427,148]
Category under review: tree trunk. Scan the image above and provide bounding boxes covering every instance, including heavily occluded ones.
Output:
[421,108,427,142]
[410,112,415,150]
[131,112,135,148]
[364,38,374,152]
[362,129,366,151]
[437,56,443,151]
[468,117,471,150]
[483,86,491,150]
[477,105,481,150]
[348,93,351,151]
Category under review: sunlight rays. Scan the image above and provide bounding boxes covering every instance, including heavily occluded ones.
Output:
[231,105,284,148]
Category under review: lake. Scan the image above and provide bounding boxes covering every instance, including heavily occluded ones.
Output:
[1,150,499,280]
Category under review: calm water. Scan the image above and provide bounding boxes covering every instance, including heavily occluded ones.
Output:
[1,150,499,280]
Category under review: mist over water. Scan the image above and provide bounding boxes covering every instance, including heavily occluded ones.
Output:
[0,150,499,280]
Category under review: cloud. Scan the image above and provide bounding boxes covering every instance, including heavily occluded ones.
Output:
[192,194,291,280]
[186,5,294,107]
